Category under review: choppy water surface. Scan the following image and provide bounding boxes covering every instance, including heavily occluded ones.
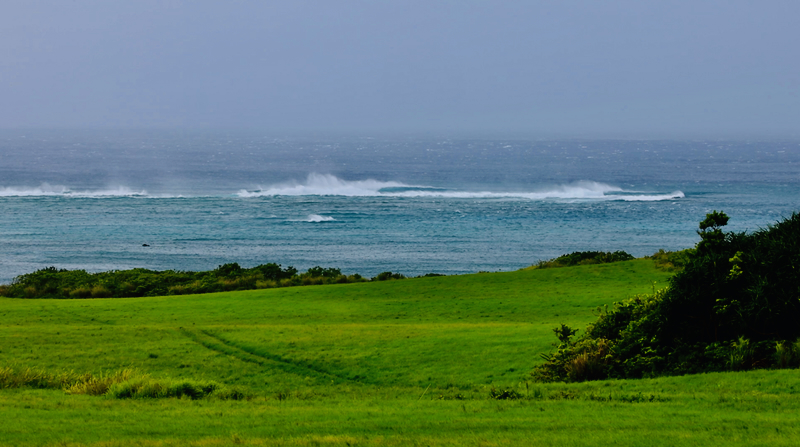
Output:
[1,131,798,283]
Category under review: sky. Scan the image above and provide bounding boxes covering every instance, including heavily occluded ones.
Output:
[1,0,798,137]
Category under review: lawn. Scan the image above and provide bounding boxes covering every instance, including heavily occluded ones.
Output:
[2,260,799,446]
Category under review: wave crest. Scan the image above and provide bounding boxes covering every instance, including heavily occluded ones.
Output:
[236,174,683,202]
[237,173,407,197]
[305,214,335,222]
[0,184,147,197]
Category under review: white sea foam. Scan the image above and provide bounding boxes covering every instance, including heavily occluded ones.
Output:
[0,184,148,197]
[237,173,408,197]
[304,214,335,222]
[604,191,685,201]
[236,174,683,201]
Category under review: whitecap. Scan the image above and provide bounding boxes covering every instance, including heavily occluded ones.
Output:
[234,174,683,202]
[237,173,407,197]
[305,214,335,222]
[0,184,148,197]
[604,191,686,201]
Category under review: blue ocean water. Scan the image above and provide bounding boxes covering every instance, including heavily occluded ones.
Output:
[1,130,798,283]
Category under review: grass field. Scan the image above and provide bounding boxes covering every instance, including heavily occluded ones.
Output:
[2,260,800,446]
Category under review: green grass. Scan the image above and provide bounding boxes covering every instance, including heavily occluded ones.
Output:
[2,259,799,445]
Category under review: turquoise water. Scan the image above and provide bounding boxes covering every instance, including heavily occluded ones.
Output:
[1,131,798,283]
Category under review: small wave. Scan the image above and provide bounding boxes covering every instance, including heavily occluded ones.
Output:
[304,214,335,222]
[0,184,148,197]
[235,174,682,201]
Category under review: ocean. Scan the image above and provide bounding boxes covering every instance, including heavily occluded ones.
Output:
[1,130,798,284]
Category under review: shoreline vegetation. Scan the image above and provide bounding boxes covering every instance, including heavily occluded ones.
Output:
[0,264,401,299]
[0,250,646,300]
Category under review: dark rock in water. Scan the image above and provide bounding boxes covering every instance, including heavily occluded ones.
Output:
[142,244,150,247]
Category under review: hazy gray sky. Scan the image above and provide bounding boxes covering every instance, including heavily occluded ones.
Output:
[1,0,798,137]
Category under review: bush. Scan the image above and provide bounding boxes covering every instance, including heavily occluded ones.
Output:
[305,266,342,278]
[532,251,634,269]
[64,370,138,395]
[373,271,406,281]
[533,211,800,382]
[646,248,694,272]
[69,287,93,298]
[489,387,523,400]
[214,263,243,278]
[91,285,113,298]
[105,378,219,399]
[774,340,800,369]
[0,263,356,299]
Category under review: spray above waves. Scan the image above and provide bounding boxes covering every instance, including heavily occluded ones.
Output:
[237,174,684,202]
[0,177,683,201]
[0,184,148,197]
[237,173,409,197]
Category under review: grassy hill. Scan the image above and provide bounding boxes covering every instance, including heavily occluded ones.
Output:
[2,260,800,446]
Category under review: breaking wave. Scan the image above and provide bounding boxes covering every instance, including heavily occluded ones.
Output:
[0,184,148,197]
[236,173,683,202]
[1,177,684,201]
[237,173,409,197]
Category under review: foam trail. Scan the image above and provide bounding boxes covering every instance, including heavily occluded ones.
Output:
[605,191,685,201]
[237,174,683,201]
[388,181,622,199]
[0,184,147,197]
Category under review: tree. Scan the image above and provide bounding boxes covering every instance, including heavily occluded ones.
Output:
[696,210,729,254]
[533,211,800,382]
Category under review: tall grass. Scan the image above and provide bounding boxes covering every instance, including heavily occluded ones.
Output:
[774,340,800,368]
[64,369,139,395]
[728,337,755,371]
[0,366,248,400]
[0,366,82,390]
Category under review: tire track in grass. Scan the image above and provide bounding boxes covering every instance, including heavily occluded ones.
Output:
[179,328,357,384]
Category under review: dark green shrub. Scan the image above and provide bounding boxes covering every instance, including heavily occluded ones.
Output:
[1,262,356,299]
[533,211,800,382]
[533,251,634,269]
[105,378,219,399]
[373,272,406,281]
[647,248,694,272]
[214,263,243,278]
[489,387,522,400]
[254,263,296,281]
[774,340,800,369]
[305,266,342,278]
[90,285,113,298]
